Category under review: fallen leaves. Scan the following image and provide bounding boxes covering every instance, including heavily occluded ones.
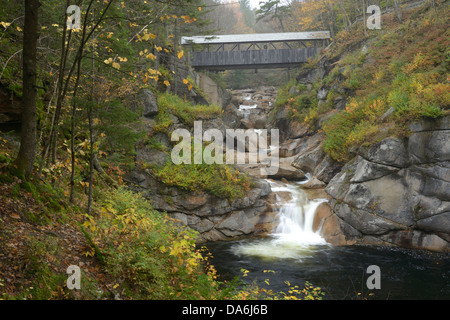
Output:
[0,182,115,299]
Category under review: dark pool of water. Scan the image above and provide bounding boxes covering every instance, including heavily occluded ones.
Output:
[205,239,450,300]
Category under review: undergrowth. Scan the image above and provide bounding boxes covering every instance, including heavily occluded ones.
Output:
[273,3,449,162]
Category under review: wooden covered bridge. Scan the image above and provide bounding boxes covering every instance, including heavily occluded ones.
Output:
[180,31,330,71]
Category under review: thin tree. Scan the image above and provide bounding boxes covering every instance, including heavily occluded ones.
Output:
[44,0,114,165]
[15,0,39,178]
[393,0,402,23]
[256,0,289,32]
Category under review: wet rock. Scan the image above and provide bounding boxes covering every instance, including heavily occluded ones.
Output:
[270,164,306,181]
[301,176,326,189]
[313,202,348,246]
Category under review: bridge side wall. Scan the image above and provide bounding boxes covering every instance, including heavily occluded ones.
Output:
[192,47,320,70]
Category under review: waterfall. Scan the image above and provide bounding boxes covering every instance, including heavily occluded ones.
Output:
[232,179,329,260]
[239,103,257,120]
[270,180,327,245]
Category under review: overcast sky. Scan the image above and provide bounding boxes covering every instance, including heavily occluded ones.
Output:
[247,0,291,10]
[249,0,262,9]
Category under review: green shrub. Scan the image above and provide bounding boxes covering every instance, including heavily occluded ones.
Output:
[85,187,222,299]
[157,93,222,127]
[152,161,251,201]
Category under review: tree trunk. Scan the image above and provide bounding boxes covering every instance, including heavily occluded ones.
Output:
[393,0,402,23]
[15,0,39,178]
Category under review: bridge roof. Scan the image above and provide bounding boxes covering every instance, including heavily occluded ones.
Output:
[181,31,330,45]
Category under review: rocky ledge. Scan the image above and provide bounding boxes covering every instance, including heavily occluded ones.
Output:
[125,170,272,242]
[320,115,450,252]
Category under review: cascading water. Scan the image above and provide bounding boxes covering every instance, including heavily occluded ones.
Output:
[232,179,329,260]
[206,89,450,299]
[272,180,328,245]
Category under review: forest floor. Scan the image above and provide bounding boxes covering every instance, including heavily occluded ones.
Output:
[0,178,116,299]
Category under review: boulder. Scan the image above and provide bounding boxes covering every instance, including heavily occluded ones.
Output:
[269,163,306,181]
[324,116,450,251]
[222,104,242,128]
[288,120,309,139]
[136,146,168,167]
[301,176,326,189]
[138,89,159,117]
[317,87,329,100]
[313,202,348,246]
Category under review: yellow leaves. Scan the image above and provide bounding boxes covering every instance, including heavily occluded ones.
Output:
[177,50,184,60]
[148,68,161,76]
[139,49,156,60]
[154,45,162,52]
[240,268,250,277]
[105,32,114,39]
[163,80,170,87]
[146,53,156,60]
[104,57,121,69]
[82,214,97,233]
[198,6,202,11]
[141,31,157,41]
[144,68,162,83]
[167,235,202,275]
[84,247,96,257]
[402,52,431,75]
[0,21,11,29]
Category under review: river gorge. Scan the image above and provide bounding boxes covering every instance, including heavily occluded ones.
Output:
[127,83,450,299]
[205,87,450,299]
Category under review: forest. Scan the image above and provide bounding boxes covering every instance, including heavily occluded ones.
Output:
[0,0,448,302]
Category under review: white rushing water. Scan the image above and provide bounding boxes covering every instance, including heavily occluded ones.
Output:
[232,179,329,260]
[239,103,258,119]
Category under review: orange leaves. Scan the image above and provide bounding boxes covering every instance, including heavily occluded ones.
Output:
[140,31,157,41]
[183,78,193,91]
[402,52,434,75]
[290,0,333,31]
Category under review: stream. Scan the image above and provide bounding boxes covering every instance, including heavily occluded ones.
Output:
[204,88,450,300]
[205,179,450,299]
